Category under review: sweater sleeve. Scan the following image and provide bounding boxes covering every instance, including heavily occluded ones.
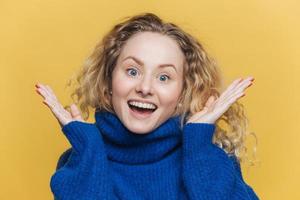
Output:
[182,123,259,200]
[55,148,72,170]
[229,155,260,200]
[50,121,113,200]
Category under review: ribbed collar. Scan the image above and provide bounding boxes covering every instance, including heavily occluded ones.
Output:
[94,111,182,165]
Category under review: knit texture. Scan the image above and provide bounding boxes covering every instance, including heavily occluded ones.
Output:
[50,111,259,200]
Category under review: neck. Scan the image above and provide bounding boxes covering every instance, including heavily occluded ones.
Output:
[94,111,182,164]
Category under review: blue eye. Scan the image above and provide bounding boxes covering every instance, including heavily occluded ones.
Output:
[159,74,170,82]
[127,68,138,76]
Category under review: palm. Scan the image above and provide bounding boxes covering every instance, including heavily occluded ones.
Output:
[35,83,84,127]
[187,76,254,124]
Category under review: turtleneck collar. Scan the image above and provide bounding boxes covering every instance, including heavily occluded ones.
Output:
[94,111,182,165]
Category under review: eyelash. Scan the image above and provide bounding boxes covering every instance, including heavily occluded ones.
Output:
[126,68,171,82]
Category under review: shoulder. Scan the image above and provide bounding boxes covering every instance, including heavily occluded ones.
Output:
[228,154,242,172]
[55,148,72,170]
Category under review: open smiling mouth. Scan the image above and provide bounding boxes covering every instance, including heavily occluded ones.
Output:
[127,101,158,116]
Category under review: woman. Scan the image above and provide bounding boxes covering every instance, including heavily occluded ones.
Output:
[36,13,259,200]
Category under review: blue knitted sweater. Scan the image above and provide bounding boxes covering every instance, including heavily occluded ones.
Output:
[50,111,259,200]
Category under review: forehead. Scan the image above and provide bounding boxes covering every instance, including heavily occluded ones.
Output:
[118,32,185,70]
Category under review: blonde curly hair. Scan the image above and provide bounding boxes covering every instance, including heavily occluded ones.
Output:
[65,12,258,166]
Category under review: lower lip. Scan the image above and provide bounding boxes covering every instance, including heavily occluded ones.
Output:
[128,104,156,119]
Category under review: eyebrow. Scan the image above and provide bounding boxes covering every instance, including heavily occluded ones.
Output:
[122,56,177,72]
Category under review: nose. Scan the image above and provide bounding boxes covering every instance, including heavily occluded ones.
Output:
[135,76,154,96]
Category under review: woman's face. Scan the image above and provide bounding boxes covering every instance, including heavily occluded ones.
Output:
[111,32,185,134]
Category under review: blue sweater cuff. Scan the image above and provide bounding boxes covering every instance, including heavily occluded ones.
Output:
[183,122,216,146]
[61,121,101,153]
[182,123,216,158]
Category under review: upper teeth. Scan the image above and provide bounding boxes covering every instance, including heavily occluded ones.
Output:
[128,101,156,109]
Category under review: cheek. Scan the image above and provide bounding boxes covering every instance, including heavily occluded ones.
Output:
[157,84,182,106]
[112,73,135,97]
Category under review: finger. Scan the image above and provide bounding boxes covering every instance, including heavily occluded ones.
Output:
[42,98,60,113]
[224,78,253,103]
[205,96,215,107]
[220,76,254,101]
[36,85,57,108]
[35,82,42,88]
[35,85,45,98]
[233,76,254,92]
[36,83,53,98]
[204,96,216,112]
[36,86,72,125]
[47,101,72,125]
[229,77,245,90]
[42,99,51,108]
[218,78,244,101]
[37,83,60,104]
[36,87,48,99]
[220,84,250,110]
[226,91,246,106]
[41,84,57,102]
[38,84,64,110]
[219,76,253,105]
[70,104,84,121]
[35,86,42,96]
[45,85,58,101]
[43,99,62,119]
[215,92,245,117]
[41,91,66,117]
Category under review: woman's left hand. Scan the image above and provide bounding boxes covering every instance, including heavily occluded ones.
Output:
[186,76,254,125]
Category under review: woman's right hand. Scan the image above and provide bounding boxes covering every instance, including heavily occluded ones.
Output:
[35,83,85,128]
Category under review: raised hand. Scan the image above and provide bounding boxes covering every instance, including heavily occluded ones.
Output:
[186,76,254,125]
[35,83,84,128]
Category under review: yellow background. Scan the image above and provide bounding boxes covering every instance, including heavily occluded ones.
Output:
[1,0,299,199]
